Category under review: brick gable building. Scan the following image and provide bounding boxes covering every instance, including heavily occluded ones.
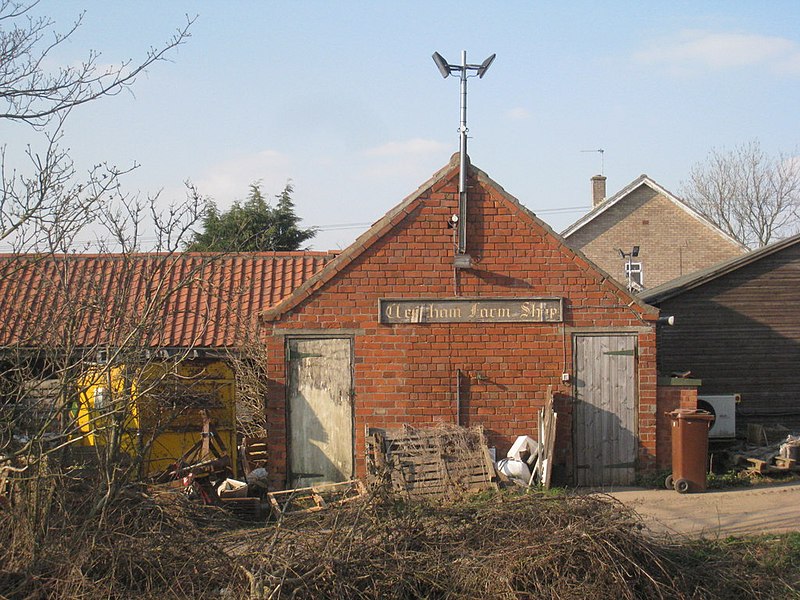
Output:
[260,155,661,489]
[562,175,747,291]
[1,157,679,489]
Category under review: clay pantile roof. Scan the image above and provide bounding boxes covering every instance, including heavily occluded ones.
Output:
[0,252,334,349]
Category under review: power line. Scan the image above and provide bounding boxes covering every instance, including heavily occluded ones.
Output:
[0,205,591,252]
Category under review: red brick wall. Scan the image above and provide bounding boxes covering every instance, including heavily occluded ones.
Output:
[656,384,700,469]
[262,164,658,488]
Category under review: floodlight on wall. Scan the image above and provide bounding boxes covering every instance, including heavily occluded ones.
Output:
[431,50,496,262]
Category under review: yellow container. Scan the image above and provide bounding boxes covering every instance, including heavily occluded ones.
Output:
[75,359,237,477]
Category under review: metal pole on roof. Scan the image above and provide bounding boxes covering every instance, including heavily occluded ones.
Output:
[432,50,496,264]
[458,51,468,256]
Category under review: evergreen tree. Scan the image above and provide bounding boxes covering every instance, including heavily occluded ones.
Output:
[186,182,317,251]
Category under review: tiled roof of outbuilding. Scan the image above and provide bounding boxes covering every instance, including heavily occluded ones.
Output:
[0,252,334,349]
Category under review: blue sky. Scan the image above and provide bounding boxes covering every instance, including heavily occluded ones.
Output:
[3,1,799,250]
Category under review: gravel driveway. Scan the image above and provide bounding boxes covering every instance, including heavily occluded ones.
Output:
[602,481,800,538]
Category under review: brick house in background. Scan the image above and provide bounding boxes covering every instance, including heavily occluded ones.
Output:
[259,154,661,490]
[562,174,747,291]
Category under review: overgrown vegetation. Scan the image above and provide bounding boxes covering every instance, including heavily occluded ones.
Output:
[2,483,798,599]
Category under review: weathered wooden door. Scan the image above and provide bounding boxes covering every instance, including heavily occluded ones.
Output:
[574,334,637,486]
[287,338,353,488]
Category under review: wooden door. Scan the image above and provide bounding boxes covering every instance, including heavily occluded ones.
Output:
[287,338,353,488]
[574,334,637,486]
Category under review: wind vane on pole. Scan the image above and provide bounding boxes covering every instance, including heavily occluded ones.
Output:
[432,50,496,266]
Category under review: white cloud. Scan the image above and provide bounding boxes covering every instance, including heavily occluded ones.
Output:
[364,138,448,158]
[506,107,531,120]
[635,30,800,75]
[193,150,292,206]
[355,138,451,183]
[353,138,450,182]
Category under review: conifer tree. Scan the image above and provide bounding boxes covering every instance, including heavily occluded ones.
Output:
[187,182,317,251]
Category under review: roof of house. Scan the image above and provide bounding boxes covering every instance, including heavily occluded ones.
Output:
[640,233,800,304]
[0,252,334,349]
[262,153,658,322]
[561,174,747,250]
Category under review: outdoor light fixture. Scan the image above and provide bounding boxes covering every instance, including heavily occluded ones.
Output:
[432,50,496,264]
[432,52,451,78]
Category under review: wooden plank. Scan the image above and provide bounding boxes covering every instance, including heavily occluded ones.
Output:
[775,457,798,470]
[746,458,769,474]
[267,479,365,516]
[544,413,558,489]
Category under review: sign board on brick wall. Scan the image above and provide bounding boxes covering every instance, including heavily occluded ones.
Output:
[378,298,563,324]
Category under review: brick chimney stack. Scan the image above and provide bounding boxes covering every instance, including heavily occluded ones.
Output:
[591,175,607,208]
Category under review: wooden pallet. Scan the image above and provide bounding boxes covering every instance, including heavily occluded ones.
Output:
[266,479,366,517]
[366,425,497,500]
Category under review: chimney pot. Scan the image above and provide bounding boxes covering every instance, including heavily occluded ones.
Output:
[591,175,607,208]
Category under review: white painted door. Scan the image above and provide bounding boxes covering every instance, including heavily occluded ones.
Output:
[287,338,353,488]
[574,335,637,486]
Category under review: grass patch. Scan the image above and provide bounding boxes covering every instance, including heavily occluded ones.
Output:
[635,468,672,489]
[707,469,754,488]
[684,533,800,598]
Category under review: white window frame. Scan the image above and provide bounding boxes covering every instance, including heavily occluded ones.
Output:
[625,261,643,290]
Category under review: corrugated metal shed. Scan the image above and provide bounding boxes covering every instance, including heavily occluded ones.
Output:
[0,252,334,349]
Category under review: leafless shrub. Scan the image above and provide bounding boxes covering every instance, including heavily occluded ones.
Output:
[226,323,270,439]
[2,485,796,599]
[1,473,242,599]
[226,491,781,600]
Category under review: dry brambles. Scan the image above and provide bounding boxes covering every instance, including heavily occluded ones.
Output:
[2,468,799,599]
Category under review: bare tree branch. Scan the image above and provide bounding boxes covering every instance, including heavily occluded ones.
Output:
[682,140,800,248]
[0,1,195,127]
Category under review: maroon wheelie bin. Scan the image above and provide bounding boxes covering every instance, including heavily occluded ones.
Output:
[665,409,714,493]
